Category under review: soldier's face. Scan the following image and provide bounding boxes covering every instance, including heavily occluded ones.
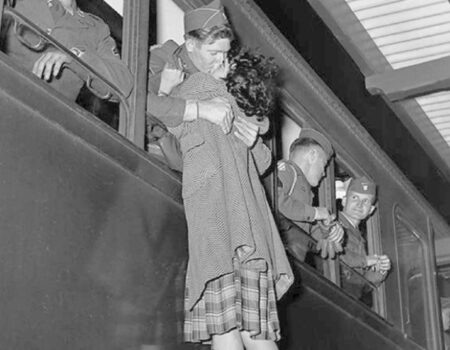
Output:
[187,38,231,74]
[343,191,375,221]
[304,147,328,187]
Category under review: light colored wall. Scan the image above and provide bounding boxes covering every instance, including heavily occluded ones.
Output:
[156,0,184,45]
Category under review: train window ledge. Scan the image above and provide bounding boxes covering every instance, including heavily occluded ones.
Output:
[0,6,130,133]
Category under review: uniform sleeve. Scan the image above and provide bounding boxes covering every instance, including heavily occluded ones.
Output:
[69,19,133,101]
[250,138,272,175]
[277,161,316,222]
[147,72,186,127]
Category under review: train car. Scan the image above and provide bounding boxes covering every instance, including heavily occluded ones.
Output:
[0,0,448,349]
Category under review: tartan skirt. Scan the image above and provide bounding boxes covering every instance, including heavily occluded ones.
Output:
[184,258,281,343]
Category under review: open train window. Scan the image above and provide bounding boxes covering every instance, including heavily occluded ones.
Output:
[333,160,386,315]
[394,207,432,348]
[0,5,129,132]
[275,111,333,277]
[438,266,450,350]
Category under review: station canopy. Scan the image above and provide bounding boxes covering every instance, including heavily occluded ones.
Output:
[310,0,450,181]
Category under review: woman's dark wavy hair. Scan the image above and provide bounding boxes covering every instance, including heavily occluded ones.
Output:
[226,48,279,121]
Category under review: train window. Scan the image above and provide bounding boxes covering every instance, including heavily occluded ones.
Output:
[437,266,450,349]
[275,112,331,276]
[0,5,128,131]
[394,209,430,348]
[334,160,385,314]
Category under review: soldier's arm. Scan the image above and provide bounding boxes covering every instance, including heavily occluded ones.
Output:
[147,71,188,127]
[68,19,133,101]
[277,161,317,222]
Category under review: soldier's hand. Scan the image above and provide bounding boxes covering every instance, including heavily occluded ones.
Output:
[233,116,259,148]
[159,62,185,95]
[315,207,331,221]
[316,238,341,259]
[328,222,344,244]
[377,255,391,274]
[33,51,72,81]
[198,97,234,134]
[366,255,379,268]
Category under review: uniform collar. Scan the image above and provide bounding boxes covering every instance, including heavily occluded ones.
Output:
[339,211,358,229]
[341,211,366,241]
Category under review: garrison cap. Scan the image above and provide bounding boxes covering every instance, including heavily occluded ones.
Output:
[296,128,334,158]
[347,176,376,196]
[184,0,229,33]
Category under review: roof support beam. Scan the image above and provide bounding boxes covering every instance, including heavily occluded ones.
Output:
[366,56,450,101]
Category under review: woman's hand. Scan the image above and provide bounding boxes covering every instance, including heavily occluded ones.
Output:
[234,117,259,148]
[159,62,185,95]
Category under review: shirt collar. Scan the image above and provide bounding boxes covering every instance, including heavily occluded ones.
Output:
[340,211,359,229]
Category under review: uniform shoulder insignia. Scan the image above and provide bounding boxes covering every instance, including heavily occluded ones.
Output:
[84,11,102,22]
[277,160,287,171]
[111,45,119,56]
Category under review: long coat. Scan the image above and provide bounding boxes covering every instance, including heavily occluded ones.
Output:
[170,72,293,310]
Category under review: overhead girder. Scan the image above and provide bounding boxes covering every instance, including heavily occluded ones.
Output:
[366,56,450,101]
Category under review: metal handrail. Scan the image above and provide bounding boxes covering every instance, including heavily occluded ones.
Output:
[1,6,131,135]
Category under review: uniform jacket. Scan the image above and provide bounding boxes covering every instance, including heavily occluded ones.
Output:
[277,159,316,232]
[276,159,328,260]
[3,0,132,101]
[147,41,193,127]
[339,212,385,288]
[170,72,293,310]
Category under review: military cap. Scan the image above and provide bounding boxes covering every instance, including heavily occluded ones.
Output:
[347,176,376,196]
[295,128,334,158]
[184,0,229,33]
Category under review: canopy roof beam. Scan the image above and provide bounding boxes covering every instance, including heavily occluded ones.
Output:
[366,56,450,101]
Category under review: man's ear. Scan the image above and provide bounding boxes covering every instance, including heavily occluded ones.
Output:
[369,205,376,216]
[342,196,347,207]
[185,38,195,52]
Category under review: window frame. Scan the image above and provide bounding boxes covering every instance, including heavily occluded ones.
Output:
[276,100,387,317]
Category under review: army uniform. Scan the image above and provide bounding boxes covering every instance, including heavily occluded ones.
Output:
[277,159,323,261]
[147,40,199,128]
[339,211,385,300]
[2,0,133,101]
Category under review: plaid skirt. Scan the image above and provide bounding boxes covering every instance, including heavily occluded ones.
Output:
[184,258,281,343]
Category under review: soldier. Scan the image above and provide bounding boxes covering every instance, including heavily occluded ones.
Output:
[339,176,391,300]
[2,0,133,101]
[147,0,233,134]
[277,128,344,262]
[146,0,270,171]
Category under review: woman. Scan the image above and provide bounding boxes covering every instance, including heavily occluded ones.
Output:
[162,49,293,350]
